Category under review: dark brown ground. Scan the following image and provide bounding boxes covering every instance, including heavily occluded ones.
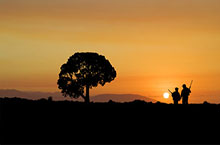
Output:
[1,97,220,144]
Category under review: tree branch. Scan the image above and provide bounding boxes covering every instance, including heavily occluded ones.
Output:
[68,72,73,80]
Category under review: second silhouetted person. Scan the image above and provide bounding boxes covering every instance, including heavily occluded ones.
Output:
[171,87,181,104]
[181,84,191,104]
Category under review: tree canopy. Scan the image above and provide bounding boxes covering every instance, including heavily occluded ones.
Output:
[57,52,116,103]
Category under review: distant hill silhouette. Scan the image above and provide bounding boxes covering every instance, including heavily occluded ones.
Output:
[91,94,157,103]
[0,89,65,100]
[0,89,157,102]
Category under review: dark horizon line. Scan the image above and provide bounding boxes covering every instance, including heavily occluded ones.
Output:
[0,88,156,97]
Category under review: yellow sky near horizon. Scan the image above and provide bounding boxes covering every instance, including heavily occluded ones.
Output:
[1,0,220,103]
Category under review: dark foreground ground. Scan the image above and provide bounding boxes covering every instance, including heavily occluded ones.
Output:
[1,97,220,144]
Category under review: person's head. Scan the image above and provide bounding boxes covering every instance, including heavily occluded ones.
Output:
[175,87,179,91]
[182,84,187,88]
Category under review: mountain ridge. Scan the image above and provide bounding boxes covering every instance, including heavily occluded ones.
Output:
[91,93,157,103]
[0,89,157,102]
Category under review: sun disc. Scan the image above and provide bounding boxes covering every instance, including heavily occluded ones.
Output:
[163,92,169,99]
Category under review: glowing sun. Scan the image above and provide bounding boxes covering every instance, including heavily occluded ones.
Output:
[163,92,169,99]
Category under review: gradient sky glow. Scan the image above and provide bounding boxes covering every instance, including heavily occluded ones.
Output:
[1,0,220,103]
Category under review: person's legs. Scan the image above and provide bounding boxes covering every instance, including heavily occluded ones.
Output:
[174,100,178,105]
[182,97,187,104]
[182,97,185,104]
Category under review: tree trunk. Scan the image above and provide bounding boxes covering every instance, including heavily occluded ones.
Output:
[85,85,90,103]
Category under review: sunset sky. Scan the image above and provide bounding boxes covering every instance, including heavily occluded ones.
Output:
[1,0,220,103]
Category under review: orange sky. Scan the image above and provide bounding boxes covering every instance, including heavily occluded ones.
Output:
[1,0,220,103]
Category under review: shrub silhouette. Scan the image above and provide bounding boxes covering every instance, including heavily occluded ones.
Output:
[57,52,117,103]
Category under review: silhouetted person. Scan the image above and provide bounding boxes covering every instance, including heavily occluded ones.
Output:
[171,87,181,105]
[181,84,191,104]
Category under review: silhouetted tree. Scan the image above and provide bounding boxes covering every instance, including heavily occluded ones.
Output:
[57,52,117,103]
